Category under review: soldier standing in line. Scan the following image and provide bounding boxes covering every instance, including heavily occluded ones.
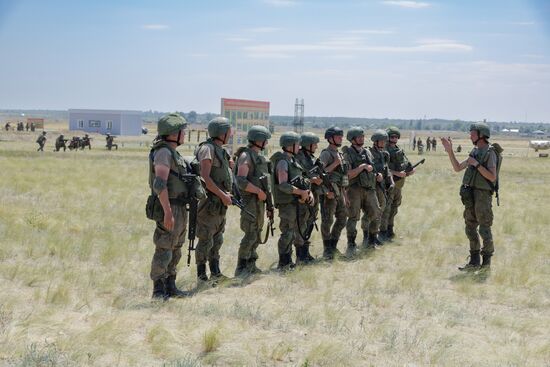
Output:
[342,127,381,254]
[294,132,327,264]
[432,137,437,151]
[270,132,313,270]
[412,136,416,151]
[441,123,499,271]
[194,117,233,283]
[148,113,201,299]
[25,122,30,131]
[380,127,415,240]
[234,126,272,277]
[370,130,395,242]
[55,134,68,151]
[319,126,349,259]
[30,122,35,132]
[36,131,47,151]
[426,137,431,152]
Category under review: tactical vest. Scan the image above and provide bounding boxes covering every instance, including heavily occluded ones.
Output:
[296,149,325,196]
[387,144,409,173]
[196,139,233,193]
[320,147,349,188]
[270,151,305,205]
[369,147,390,178]
[344,145,376,189]
[462,145,496,191]
[149,140,191,199]
[238,146,271,200]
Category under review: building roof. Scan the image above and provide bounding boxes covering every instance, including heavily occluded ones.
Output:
[68,109,141,115]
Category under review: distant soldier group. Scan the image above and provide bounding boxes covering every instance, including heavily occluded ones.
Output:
[413,136,436,154]
[4,121,36,131]
[146,113,441,300]
[33,132,118,152]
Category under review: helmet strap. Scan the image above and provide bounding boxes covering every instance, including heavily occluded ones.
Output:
[250,140,266,150]
[282,147,295,155]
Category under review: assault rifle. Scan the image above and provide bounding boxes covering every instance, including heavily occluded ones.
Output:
[231,175,256,219]
[394,158,425,181]
[258,175,275,244]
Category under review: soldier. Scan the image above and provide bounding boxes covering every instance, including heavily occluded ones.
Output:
[36,131,47,151]
[432,137,437,151]
[294,132,326,264]
[319,126,348,259]
[148,113,197,299]
[412,136,416,151]
[426,137,431,151]
[4,122,10,131]
[441,123,499,271]
[194,117,233,283]
[25,122,30,131]
[30,122,35,132]
[456,144,462,153]
[380,127,415,240]
[55,134,68,151]
[105,133,118,150]
[417,138,424,155]
[270,132,313,270]
[234,125,272,277]
[342,127,381,254]
[370,130,395,242]
[81,134,92,150]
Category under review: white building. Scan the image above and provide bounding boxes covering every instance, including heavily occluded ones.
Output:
[68,109,142,136]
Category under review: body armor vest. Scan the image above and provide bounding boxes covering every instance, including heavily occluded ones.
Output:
[462,145,494,191]
[321,147,349,188]
[270,151,305,205]
[344,145,376,189]
[149,141,190,199]
[197,139,233,193]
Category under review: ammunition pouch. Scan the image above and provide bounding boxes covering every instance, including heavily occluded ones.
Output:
[459,185,475,208]
[145,195,165,222]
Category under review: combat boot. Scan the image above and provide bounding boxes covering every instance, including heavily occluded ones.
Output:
[362,230,372,249]
[331,239,344,259]
[368,232,383,248]
[247,258,262,274]
[323,240,334,260]
[277,253,295,271]
[302,243,316,263]
[209,259,229,281]
[458,250,481,271]
[152,278,168,300]
[197,264,208,282]
[295,246,307,265]
[346,235,357,257]
[234,258,249,277]
[166,275,191,298]
[481,253,492,269]
[387,225,396,239]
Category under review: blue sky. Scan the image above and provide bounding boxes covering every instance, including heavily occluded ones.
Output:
[1,0,549,122]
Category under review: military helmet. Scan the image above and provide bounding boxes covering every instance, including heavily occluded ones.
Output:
[207,117,231,137]
[300,132,319,146]
[42,131,46,135]
[59,134,64,138]
[279,131,301,147]
[470,122,490,139]
[386,126,401,138]
[247,125,271,142]
[346,126,364,142]
[157,113,187,135]
[324,126,344,139]
[371,129,388,142]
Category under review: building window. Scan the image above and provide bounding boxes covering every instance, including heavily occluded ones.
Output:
[89,120,101,128]
[243,111,248,119]
[237,111,242,119]
[106,120,113,130]
[78,120,84,128]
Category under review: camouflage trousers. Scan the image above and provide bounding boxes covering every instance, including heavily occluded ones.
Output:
[380,178,405,231]
[150,204,188,281]
[345,185,381,238]
[464,189,494,255]
[294,199,319,248]
[277,203,298,256]
[320,193,347,241]
[195,197,227,265]
[238,195,265,261]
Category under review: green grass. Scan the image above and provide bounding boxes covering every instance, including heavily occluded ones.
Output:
[1,130,549,366]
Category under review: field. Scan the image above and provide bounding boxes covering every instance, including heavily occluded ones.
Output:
[1,125,549,367]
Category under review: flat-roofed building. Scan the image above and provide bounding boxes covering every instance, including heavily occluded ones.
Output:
[221,98,270,153]
[68,109,142,136]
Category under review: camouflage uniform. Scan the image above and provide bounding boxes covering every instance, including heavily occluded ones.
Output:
[234,138,271,276]
[55,135,67,151]
[195,137,233,278]
[271,132,309,269]
[343,135,381,249]
[319,127,348,258]
[381,130,411,238]
[36,133,46,151]
[369,142,392,242]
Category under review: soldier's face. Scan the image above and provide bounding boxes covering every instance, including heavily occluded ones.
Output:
[178,129,186,144]
[292,143,300,154]
[469,130,479,144]
[333,135,343,146]
[310,143,318,153]
[376,140,386,149]
[389,135,399,144]
[353,135,365,146]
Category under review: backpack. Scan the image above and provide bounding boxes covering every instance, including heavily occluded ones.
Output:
[488,143,503,206]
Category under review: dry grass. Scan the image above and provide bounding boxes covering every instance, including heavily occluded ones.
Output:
[1,126,549,366]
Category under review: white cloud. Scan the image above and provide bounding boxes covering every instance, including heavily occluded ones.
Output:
[509,21,536,26]
[141,24,169,30]
[263,0,298,7]
[381,1,431,9]
[247,27,280,33]
[226,37,252,43]
[347,29,395,35]
[243,37,472,57]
